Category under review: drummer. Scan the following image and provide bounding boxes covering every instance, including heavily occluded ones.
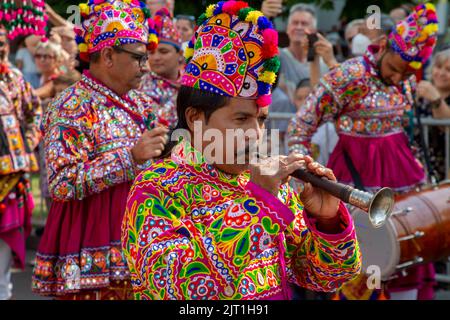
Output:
[286,3,439,300]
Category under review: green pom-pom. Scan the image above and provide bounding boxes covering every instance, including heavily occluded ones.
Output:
[263,57,281,73]
[142,7,151,19]
[197,13,208,25]
[238,7,255,21]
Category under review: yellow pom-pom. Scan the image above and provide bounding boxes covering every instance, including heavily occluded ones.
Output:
[258,71,277,84]
[124,0,132,3]
[79,3,90,16]
[245,11,264,24]
[409,61,422,70]
[78,43,88,53]
[149,33,158,44]
[184,47,194,60]
[205,5,216,18]
[425,3,436,11]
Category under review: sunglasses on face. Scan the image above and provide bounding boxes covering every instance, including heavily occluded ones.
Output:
[35,54,56,60]
[0,41,6,47]
[113,46,149,67]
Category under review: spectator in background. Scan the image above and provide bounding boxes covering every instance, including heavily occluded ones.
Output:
[415,48,450,181]
[175,15,195,43]
[350,14,395,57]
[270,3,337,154]
[15,37,40,88]
[50,26,78,71]
[261,0,283,19]
[33,40,64,100]
[293,79,338,166]
[344,19,365,56]
[175,14,195,52]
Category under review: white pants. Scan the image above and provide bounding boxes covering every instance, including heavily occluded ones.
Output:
[0,239,12,300]
[389,289,418,300]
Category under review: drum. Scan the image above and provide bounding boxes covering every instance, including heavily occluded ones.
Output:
[352,183,450,281]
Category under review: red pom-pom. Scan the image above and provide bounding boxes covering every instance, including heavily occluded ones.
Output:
[147,41,158,52]
[261,29,279,58]
[426,37,436,47]
[222,1,248,15]
[79,52,90,62]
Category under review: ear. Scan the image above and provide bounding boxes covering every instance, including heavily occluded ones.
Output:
[101,47,114,68]
[185,106,205,132]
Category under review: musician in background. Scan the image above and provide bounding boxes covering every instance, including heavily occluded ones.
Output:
[122,1,361,300]
[287,3,439,300]
[0,24,42,301]
[140,8,183,128]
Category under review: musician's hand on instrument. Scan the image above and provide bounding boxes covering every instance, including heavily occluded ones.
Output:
[131,126,169,164]
[298,157,341,221]
[249,153,306,196]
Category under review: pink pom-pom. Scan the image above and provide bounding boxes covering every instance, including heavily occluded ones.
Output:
[93,0,104,4]
[222,1,248,15]
[419,47,433,61]
[261,29,279,58]
[5,14,12,21]
[17,9,23,15]
[257,95,272,108]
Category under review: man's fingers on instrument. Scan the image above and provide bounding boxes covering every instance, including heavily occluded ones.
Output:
[283,160,305,177]
[147,126,169,138]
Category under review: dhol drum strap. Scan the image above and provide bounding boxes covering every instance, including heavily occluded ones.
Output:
[343,150,366,191]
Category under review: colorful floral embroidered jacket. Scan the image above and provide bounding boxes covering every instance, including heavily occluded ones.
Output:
[122,141,361,300]
[140,71,180,128]
[287,45,415,155]
[43,71,157,201]
[0,65,41,175]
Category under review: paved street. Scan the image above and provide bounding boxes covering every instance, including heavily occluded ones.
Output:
[10,234,450,300]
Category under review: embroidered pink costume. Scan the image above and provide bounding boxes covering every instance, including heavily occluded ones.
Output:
[122,1,362,300]
[32,0,159,298]
[122,141,361,300]
[0,63,41,270]
[287,3,439,300]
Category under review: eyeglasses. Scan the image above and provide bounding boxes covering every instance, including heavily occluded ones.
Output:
[34,54,56,60]
[113,46,148,67]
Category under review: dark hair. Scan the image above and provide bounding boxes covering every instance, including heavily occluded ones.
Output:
[159,85,230,158]
[296,78,311,90]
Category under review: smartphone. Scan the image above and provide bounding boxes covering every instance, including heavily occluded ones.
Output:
[307,33,319,62]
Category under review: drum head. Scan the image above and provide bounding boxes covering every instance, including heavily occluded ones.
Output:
[352,208,400,280]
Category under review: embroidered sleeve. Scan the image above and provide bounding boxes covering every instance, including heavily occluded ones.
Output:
[122,170,296,300]
[44,89,139,201]
[286,62,360,155]
[281,185,361,292]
